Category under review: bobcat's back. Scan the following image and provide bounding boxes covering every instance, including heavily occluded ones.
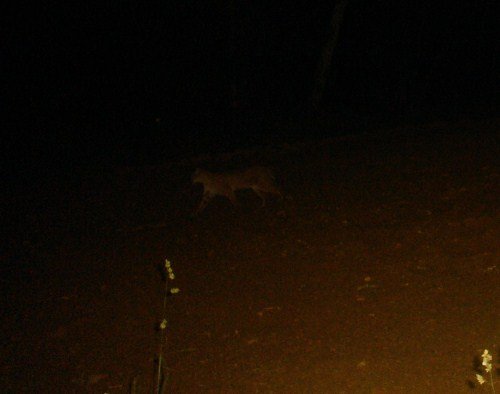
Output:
[227,166,277,191]
[192,166,282,212]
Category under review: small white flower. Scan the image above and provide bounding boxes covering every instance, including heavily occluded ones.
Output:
[481,349,493,372]
[160,319,167,329]
[481,349,491,361]
[476,374,486,385]
[170,288,180,294]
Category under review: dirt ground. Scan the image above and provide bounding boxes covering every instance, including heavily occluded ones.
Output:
[1,118,499,393]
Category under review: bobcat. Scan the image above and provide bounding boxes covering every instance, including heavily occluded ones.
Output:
[192,166,282,213]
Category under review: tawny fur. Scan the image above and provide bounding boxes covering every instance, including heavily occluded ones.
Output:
[192,166,282,213]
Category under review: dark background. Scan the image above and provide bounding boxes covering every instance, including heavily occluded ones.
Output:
[3,1,499,178]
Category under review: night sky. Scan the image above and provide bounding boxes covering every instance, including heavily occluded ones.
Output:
[4,1,499,176]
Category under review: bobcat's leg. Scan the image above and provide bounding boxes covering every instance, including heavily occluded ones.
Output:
[253,189,267,207]
[196,192,212,213]
[227,190,238,206]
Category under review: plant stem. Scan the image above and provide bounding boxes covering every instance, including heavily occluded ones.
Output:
[156,268,170,394]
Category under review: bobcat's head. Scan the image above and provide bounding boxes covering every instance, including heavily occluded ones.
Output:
[192,168,206,185]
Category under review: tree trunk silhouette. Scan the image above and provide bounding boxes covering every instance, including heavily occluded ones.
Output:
[310,0,349,111]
